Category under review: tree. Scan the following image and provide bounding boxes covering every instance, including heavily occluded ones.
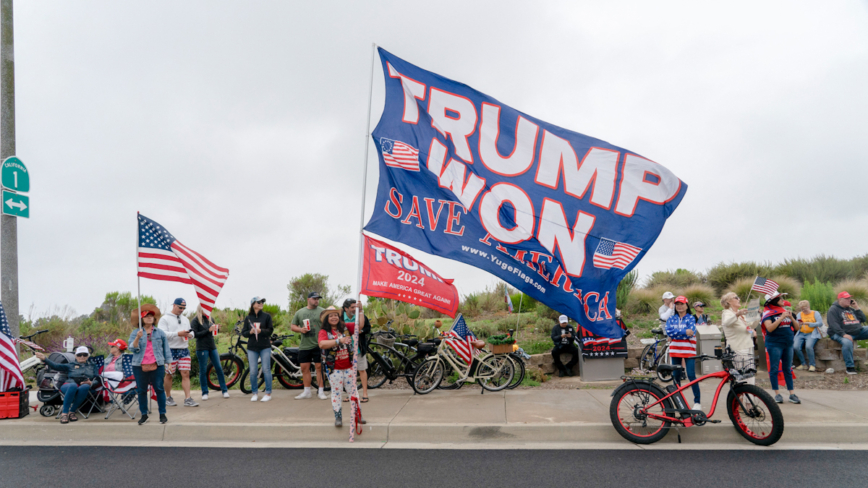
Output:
[287,273,351,314]
[92,292,156,325]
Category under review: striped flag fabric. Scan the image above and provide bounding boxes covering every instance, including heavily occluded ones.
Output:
[380,138,420,171]
[14,338,43,351]
[443,315,479,364]
[136,213,230,317]
[592,238,642,270]
[504,287,513,313]
[0,301,24,392]
[751,277,779,295]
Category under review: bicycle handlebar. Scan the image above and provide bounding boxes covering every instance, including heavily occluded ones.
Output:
[19,330,48,341]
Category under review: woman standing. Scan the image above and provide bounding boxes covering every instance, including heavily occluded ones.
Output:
[34,346,99,424]
[761,292,800,404]
[242,297,274,402]
[720,292,756,385]
[665,296,701,411]
[693,302,709,325]
[127,303,172,425]
[794,300,824,372]
[318,306,359,427]
[191,306,229,400]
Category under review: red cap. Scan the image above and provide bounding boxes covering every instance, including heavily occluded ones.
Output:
[141,310,155,318]
[782,300,792,307]
[674,295,688,304]
[838,291,852,299]
[108,339,128,351]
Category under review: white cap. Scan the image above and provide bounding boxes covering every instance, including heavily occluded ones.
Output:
[662,291,675,300]
[764,291,787,303]
[558,315,568,324]
[75,346,89,355]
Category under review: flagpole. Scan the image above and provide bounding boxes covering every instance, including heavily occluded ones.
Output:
[743,275,757,305]
[136,212,142,329]
[350,42,377,443]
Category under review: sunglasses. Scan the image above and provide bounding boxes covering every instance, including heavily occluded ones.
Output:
[76,353,89,358]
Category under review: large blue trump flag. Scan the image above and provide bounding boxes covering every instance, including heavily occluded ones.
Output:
[364,48,687,338]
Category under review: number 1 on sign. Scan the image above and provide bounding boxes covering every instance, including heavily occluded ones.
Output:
[12,172,17,188]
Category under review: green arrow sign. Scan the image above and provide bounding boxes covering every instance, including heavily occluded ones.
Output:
[2,190,29,218]
[2,156,30,193]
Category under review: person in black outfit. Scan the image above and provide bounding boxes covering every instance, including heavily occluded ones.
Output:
[551,314,579,377]
[191,305,229,400]
[242,296,275,402]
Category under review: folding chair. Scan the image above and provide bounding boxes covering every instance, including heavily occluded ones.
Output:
[102,355,139,419]
[53,356,106,420]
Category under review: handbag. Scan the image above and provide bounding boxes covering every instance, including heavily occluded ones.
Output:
[141,362,157,372]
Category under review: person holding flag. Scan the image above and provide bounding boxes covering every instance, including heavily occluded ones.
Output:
[318,306,363,427]
[128,304,172,425]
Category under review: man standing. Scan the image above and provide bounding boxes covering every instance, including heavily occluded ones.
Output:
[291,292,327,399]
[659,292,675,322]
[551,315,579,377]
[343,298,371,403]
[827,291,868,375]
[159,298,198,407]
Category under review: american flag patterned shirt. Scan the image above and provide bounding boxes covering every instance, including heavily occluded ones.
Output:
[665,313,697,358]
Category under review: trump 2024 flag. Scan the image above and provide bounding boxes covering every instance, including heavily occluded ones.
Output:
[363,48,687,338]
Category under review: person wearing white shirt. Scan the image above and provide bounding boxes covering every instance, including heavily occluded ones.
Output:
[720,292,756,385]
[659,291,675,322]
[158,298,198,407]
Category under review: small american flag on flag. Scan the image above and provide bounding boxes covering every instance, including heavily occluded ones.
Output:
[0,301,24,392]
[121,354,135,379]
[137,213,229,317]
[14,338,43,351]
[380,138,420,171]
[751,277,779,295]
[443,315,479,364]
[592,238,642,270]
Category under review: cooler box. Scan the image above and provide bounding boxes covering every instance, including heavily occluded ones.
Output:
[695,325,723,375]
[0,389,30,419]
[578,350,624,381]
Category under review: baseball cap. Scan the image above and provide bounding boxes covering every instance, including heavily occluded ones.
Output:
[838,291,852,299]
[693,301,706,308]
[173,298,186,306]
[308,292,323,299]
[662,291,675,300]
[108,339,127,351]
[250,296,266,304]
[75,346,89,356]
[674,296,688,304]
[558,314,568,324]
[141,309,155,318]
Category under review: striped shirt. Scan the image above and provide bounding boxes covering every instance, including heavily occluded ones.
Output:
[665,313,697,358]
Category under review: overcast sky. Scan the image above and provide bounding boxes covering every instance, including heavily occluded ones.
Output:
[8,1,868,319]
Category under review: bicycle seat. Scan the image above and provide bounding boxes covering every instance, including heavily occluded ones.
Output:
[431,338,442,345]
[405,339,419,347]
[656,364,683,374]
[417,342,436,353]
[272,340,283,347]
[283,347,299,355]
[651,328,664,336]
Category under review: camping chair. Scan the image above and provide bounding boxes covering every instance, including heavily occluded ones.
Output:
[102,355,139,420]
[55,355,107,419]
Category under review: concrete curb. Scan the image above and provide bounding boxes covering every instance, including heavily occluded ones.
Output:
[4,421,868,448]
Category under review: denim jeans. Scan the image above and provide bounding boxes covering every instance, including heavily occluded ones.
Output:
[831,326,868,368]
[60,382,91,414]
[766,342,794,391]
[671,357,700,404]
[133,364,166,415]
[197,348,227,394]
[793,332,818,367]
[247,349,272,395]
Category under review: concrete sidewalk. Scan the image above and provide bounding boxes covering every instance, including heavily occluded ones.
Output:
[4,384,868,449]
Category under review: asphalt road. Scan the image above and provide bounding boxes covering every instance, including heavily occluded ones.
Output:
[1,447,865,487]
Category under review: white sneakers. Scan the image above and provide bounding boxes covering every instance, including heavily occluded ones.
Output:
[261,394,272,402]
[202,394,208,401]
[295,390,312,400]
[692,403,702,411]
[222,391,230,398]
[250,394,258,402]
[317,391,328,400]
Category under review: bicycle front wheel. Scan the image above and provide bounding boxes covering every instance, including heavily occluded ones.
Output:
[239,369,254,394]
[638,344,657,373]
[506,354,526,390]
[727,384,784,446]
[477,354,514,392]
[411,358,443,394]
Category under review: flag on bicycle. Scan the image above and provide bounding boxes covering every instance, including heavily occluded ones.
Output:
[504,287,513,313]
[443,315,479,364]
[751,277,779,295]
[137,213,230,317]
[0,301,24,392]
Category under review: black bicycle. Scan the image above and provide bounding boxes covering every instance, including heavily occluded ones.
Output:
[365,328,438,389]
[204,321,247,390]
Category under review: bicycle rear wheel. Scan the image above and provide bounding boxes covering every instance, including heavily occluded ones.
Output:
[239,369,254,394]
[727,384,784,446]
[275,361,304,389]
[610,383,672,444]
[411,358,443,394]
[207,355,244,390]
[477,354,514,392]
[638,344,657,373]
[506,354,526,390]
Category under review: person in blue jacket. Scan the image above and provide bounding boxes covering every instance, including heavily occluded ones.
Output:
[665,296,701,411]
[35,346,99,424]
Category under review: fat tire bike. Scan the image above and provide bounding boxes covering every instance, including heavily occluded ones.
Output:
[411,339,514,394]
[610,346,784,446]
[239,334,331,394]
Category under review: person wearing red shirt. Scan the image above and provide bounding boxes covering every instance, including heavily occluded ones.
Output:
[318,306,358,427]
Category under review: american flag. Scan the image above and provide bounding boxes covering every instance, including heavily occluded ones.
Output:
[121,354,135,379]
[443,315,479,364]
[14,338,43,351]
[504,287,513,313]
[592,238,642,270]
[0,301,24,392]
[137,213,230,317]
[90,355,105,371]
[380,138,420,171]
[751,277,779,295]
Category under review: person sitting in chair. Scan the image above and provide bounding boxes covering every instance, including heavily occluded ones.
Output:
[35,346,99,424]
[551,315,579,377]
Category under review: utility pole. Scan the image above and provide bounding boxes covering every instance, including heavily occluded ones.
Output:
[1,0,19,340]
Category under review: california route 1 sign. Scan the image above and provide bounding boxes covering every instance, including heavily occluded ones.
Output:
[2,156,30,218]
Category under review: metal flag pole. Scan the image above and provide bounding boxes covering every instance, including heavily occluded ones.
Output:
[743,275,757,306]
[136,212,142,329]
[350,42,377,443]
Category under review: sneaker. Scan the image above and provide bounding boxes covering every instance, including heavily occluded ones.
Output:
[774,394,783,404]
[692,403,702,411]
[250,394,258,402]
[201,394,209,401]
[295,390,311,400]
[166,396,177,407]
[558,370,566,378]
[335,416,342,427]
[222,391,230,399]
[260,394,272,402]
[566,370,574,377]
[138,414,149,425]
[789,394,801,404]
[847,367,858,375]
[318,391,328,400]
[160,414,168,424]
[795,365,807,371]
[808,366,817,372]
[184,397,199,407]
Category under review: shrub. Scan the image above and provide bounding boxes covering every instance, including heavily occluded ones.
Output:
[626,288,660,315]
[771,275,801,299]
[678,284,716,306]
[849,254,868,280]
[645,269,703,289]
[834,279,868,303]
[800,280,835,314]
[459,293,480,317]
[616,270,638,311]
[726,276,799,303]
[726,277,756,303]
[775,255,852,284]
[534,302,560,322]
[707,261,775,294]
[510,293,536,313]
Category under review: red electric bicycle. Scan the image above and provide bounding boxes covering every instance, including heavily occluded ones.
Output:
[610,346,784,446]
